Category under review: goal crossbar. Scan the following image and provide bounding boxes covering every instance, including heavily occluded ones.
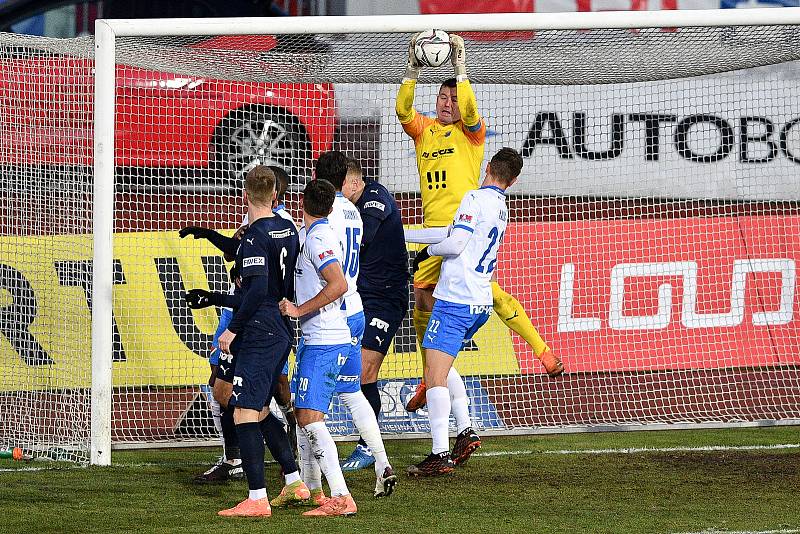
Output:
[100,8,800,36]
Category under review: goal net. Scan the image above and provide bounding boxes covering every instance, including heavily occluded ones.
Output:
[3,10,800,464]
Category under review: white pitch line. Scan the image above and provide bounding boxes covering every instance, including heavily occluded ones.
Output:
[2,443,798,472]
[468,443,800,457]
[683,531,800,534]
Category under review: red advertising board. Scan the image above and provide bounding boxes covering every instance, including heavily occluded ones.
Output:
[496,216,800,373]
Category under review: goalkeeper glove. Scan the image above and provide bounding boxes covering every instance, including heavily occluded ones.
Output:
[179,226,213,240]
[185,289,223,309]
[405,32,423,81]
[411,246,431,275]
[450,34,467,80]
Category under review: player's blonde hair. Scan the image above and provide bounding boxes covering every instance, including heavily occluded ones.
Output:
[245,165,276,207]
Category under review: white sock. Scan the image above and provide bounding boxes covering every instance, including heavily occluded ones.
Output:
[340,391,390,476]
[285,470,301,485]
[297,425,322,490]
[249,488,267,501]
[447,367,472,434]
[304,421,349,497]
[208,394,225,458]
[426,386,451,454]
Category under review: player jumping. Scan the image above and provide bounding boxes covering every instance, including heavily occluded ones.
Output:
[408,148,523,476]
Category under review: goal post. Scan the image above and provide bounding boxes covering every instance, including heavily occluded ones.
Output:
[4,8,800,466]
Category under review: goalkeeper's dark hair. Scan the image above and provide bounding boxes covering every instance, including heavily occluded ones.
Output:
[244,165,276,207]
[440,77,457,90]
[268,165,290,203]
[345,156,362,177]
[489,147,524,186]
[315,150,348,190]
[303,179,336,218]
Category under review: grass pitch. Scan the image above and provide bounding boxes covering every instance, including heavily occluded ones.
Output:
[1,427,798,534]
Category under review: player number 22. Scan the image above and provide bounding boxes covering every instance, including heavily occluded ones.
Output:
[475,227,503,274]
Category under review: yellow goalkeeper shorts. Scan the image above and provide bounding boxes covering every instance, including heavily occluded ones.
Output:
[413,254,442,290]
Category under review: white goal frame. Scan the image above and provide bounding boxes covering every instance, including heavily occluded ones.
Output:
[92,7,800,465]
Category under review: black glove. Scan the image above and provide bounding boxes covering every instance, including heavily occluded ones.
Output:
[184,289,222,309]
[229,264,241,285]
[412,246,431,274]
[179,226,214,240]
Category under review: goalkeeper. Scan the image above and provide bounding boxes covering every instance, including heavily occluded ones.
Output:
[397,32,563,414]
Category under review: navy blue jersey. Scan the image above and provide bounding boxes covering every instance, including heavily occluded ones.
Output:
[355,180,409,295]
[227,215,300,337]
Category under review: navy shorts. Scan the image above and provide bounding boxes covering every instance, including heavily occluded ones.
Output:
[361,288,408,355]
[228,325,291,411]
[215,334,240,384]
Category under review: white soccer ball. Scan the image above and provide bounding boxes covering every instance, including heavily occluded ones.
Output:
[414,29,451,68]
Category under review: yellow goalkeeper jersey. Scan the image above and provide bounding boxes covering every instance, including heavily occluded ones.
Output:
[396,79,486,227]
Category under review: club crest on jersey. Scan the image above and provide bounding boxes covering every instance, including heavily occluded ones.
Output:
[459,213,474,223]
[243,256,265,267]
[318,250,334,261]
[363,200,385,212]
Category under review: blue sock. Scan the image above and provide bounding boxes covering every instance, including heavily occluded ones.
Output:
[235,421,265,492]
[221,405,239,460]
[260,412,299,475]
[358,382,381,448]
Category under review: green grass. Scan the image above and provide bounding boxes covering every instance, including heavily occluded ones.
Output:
[1,427,799,534]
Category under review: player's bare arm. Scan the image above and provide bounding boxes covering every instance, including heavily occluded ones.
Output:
[279,261,347,318]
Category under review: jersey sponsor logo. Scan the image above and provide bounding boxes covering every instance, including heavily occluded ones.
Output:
[337,374,359,382]
[269,228,294,239]
[318,249,335,261]
[363,200,386,212]
[242,256,265,267]
[369,317,390,332]
[421,147,455,159]
[469,305,493,315]
[425,170,447,190]
[246,237,254,245]
[459,213,474,223]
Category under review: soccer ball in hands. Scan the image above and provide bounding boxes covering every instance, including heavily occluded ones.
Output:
[414,29,452,68]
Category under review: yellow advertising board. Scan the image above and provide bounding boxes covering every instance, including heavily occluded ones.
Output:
[0,230,519,392]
